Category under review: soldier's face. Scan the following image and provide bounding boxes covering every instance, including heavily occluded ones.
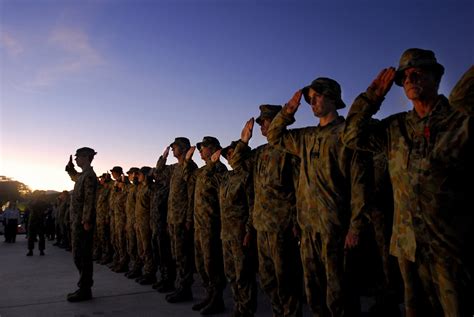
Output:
[112,171,121,180]
[74,155,87,168]
[307,89,335,118]
[259,118,271,137]
[138,172,145,183]
[199,145,212,161]
[225,148,234,160]
[402,67,438,101]
[171,144,183,158]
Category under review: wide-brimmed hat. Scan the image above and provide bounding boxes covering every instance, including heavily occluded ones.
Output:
[110,166,123,174]
[221,140,239,159]
[197,136,222,151]
[255,104,282,125]
[302,77,346,109]
[394,48,445,86]
[170,137,191,149]
[126,167,139,175]
[138,166,152,176]
[75,147,97,157]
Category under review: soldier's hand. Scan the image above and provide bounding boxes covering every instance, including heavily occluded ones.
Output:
[185,146,196,161]
[211,149,222,163]
[243,232,252,247]
[65,154,74,171]
[344,230,359,250]
[163,146,170,160]
[241,118,254,144]
[369,67,396,100]
[83,221,92,231]
[285,90,303,115]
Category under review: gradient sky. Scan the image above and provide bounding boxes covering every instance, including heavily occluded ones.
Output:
[1,0,473,191]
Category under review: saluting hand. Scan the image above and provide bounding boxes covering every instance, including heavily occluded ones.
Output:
[185,146,196,161]
[285,90,303,115]
[369,67,396,99]
[65,154,74,171]
[241,118,254,144]
[211,149,222,163]
[162,146,170,160]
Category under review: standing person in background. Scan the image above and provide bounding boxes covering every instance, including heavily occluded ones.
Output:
[4,202,20,243]
[94,174,112,263]
[343,48,474,316]
[65,147,98,302]
[26,199,47,256]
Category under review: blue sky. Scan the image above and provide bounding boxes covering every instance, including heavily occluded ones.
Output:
[1,0,473,191]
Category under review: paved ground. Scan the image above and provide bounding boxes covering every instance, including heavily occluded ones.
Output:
[0,236,382,317]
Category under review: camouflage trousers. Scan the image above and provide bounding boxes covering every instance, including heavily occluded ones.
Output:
[223,237,257,316]
[257,229,302,317]
[114,216,129,268]
[397,240,472,317]
[71,222,94,289]
[168,223,194,290]
[300,229,347,317]
[136,219,156,275]
[195,227,226,296]
[151,225,175,282]
[126,223,142,272]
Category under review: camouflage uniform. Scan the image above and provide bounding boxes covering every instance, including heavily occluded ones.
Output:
[150,166,175,286]
[135,178,156,277]
[94,183,110,261]
[112,183,128,270]
[156,155,198,292]
[108,185,117,265]
[58,194,70,248]
[125,182,141,273]
[66,164,98,290]
[267,100,370,316]
[191,160,228,305]
[217,146,257,316]
[232,139,302,317]
[27,201,47,252]
[343,64,474,315]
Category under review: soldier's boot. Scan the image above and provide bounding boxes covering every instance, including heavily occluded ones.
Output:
[127,270,142,279]
[152,278,164,289]
[156,279,175,293]
[200,291,225,315]
[192,291,212,311]
[166,287,193,303]
[67,288,92,302]
[40,250,45,256]
[26,250,33,256]
[138,274,157,285]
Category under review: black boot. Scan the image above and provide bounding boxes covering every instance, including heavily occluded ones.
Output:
[138,274,157,285]
[192,292,212,311]
[166,287,193,303]
[66,288,92,302]
[26,250,33,256]
[40,250,45,256]
[156,280,175,293]
[200,292,225,315]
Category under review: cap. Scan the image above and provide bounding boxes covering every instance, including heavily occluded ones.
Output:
[302,77,346,109]
[255,104,282,125]
[394,48,445,86]
[196,136,222,151]
[126,167,140,174]
[221,140,239,159]
[170,137,191,149]
[138,166,152,176]
[74,147,97,157]
[110,166,123,174]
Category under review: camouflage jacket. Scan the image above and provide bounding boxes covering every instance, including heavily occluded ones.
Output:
[216,161,254,241]
[57,197,70,225]
[150,166,172,231]
[343,90,474,263]
[156,156,198,225]
[112,182,128,229]
[231,141,298,233]
[125,183,137,231]
[135,181,152,226]
[267,110,370,235]
[66,165,97,226]
[190,161,227,231]
[96,184,111,223]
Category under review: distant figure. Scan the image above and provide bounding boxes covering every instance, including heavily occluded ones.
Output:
[65,147,98,302]
[26,200,47,256]
[3,202,20,243]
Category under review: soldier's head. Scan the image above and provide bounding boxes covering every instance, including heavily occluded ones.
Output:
[394,48,444,102]
[138,166,152,184]
[74,147,97,168]
[110,166,123,181]
[256,104,282,137]
[302,77,345,118]
[170,137,191,159]
[221,140,239,162]
[126,167,139,184]
[197,136,222,162]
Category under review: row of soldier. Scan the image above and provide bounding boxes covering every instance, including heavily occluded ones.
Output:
[63,48,473,316]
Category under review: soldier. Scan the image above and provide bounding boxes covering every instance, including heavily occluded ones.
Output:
[26,199,47,256]
[155,137,198,303]
[134,166,157,285]
[56,191,70,249]
[188,136,227,315]
[94,174,112,263]
[150,165,176,292]
[267,78,370,316]
[343,48,474,316]
[65,147,98,302]
[124,167,143,279]
[211,141,258,317]
[109,166,128,272]
[233,105,302,317]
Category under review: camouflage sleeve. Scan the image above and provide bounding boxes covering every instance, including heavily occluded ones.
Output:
[245,171,255,233]
[83,173,98,224]
[343,89,387,154]
[66,166,80,182]
[185,161,198,224]
[449,65,474,116]
[230,140,253,169]
[156,155,167,172]
[267,107,303,156]
[346,148,371,235]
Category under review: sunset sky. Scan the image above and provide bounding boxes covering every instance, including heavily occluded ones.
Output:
[1,0,473,191]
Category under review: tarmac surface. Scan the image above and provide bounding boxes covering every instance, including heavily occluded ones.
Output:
[0,235,379,317]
